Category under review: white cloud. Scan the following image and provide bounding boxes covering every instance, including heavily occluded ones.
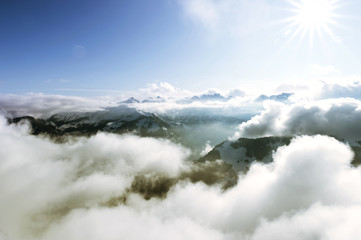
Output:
[0,93,118,118]
[233,98,361,140]
[0,116,190,239]
[273,78,361,101]
[0,83,257,125]
[138,82,192,99]
[178,0,220,28]
[228,88,245,98]
[5,79,361,124]
[148,135,361,239]
[200,141,213,156]
[178,0,273,36]
[250,204,361,240]
[2,112,361,239]
[317,79,361,99]
[310,64,340,75]
[125,82,258,116]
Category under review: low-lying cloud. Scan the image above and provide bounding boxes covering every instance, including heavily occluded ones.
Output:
[0,116,190,239]
[5,80,361,122]
[233,98,361,141]
[2,114,361,239]
[0,93,118,118]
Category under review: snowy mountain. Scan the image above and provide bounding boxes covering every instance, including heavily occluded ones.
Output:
[191,93,228,101]
[9,105,174,140]
[8,103,247,155]
[256,92,293,102]
[121,97,140,103]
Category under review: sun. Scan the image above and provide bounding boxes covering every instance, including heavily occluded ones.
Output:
[286,0,339,44]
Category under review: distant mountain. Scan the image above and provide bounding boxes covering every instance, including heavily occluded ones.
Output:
[191,93,228,101]
[8,105,174,140]
[121,97,140,103]
[256,92,293,102]
[6,104,249,156]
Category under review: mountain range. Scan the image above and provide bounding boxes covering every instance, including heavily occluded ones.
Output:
[7,101,361,176]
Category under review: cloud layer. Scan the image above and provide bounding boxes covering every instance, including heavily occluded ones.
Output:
[4,80,361,121]
[2,114,361,239]
[0,94,118,118]
[0,116,189,239]
[234,98,361,141]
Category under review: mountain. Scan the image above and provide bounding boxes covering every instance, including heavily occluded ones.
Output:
[8,105,174,140]
[14,103,361,175]
[191,93,228,101]
[200,136,361,172]
[256,92,293,102]
[9,116,58,135]
[6,103,249,157]
[200,137,292,172]
[121,97,140,103]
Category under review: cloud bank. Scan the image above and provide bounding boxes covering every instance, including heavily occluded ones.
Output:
[4,80,361,121]
[234,98,361,141]
[0,93,118,118]
[2,114,361,239]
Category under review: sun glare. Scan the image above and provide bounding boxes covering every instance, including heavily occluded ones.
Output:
[286,0,339,44]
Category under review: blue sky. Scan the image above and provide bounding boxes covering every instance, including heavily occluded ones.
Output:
[1,0,361,96]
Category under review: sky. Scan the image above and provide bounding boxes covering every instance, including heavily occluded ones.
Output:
[1,0,361,96]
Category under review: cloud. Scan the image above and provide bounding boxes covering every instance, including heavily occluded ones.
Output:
[317,79,361,99]
[72,45,86,58]
[228,88,245,98]
[0,93,118,118]
[138,82,244,100]
[250,204,361,240]
[274,78,361,101]
[0,115,190,239]
[124,82,258,117]
[200,141,213,156]
[178,0,273,36]
[178,0,220,28]
[2,111,361,239]
[233,98,361,140]
[6,79,361,128]
[137,135,361,239]
[139,82,192,99]
[310,64,340,75]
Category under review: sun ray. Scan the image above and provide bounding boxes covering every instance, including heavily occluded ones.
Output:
[284,0,341,46]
